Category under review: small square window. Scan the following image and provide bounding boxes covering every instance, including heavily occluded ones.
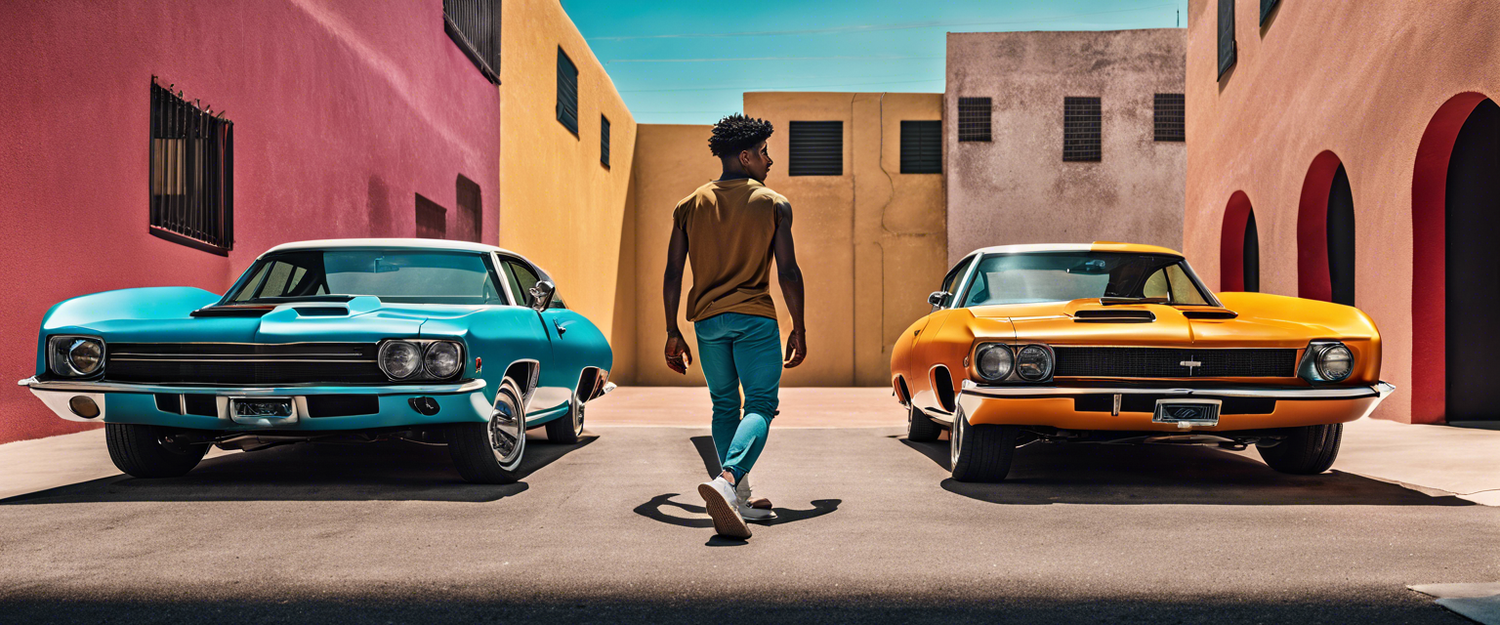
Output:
[900,120,941,174]
[1154,93,1185,142]
[788,121,843,176]
[443,0,499,84]
[1063,96,1101,162]
[416,194,447,239]
[957,97,991,142]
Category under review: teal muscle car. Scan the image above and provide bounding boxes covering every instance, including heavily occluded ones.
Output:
[18,239,614,484]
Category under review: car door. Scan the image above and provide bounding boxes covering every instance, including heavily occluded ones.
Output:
[498,255,587,418]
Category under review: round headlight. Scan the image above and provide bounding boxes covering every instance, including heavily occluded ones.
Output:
[380,341,422,379]
[975,344,1013,381]
[67,339,103,375]
[424,342,462,379]
[1316,344,1354,382]
[1015,345,1054,381]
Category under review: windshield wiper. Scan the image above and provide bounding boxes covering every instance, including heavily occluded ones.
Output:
[1100,297,1169,306]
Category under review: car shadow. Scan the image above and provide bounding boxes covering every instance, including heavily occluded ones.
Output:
[898,437,1474,506]
[1,432,595,505]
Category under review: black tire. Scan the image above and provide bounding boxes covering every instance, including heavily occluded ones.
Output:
[448,380,527,484]
[105,423,207,478]
[545,393,584,444]
[907,405,942,442]
[949,406,1017,482]
[1256,423,1342,475]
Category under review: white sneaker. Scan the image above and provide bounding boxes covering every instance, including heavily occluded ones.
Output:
[698,476,752,539]
[735,475,778,522]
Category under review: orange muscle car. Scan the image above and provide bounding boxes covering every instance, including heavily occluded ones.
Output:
[890,242,1394,482]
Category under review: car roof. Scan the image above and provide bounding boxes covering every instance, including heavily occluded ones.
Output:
[262,238,520,257]
[967,241,1184,257]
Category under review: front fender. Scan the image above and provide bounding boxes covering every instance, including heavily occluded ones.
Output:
[35,287,221,376]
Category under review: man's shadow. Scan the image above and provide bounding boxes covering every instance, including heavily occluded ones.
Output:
[632,435,840,539]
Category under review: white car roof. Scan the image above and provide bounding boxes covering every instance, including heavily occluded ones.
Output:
[966,242,1185,257]
[263,238,518,257]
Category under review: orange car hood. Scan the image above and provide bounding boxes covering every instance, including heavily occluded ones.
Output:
[969,294,1370,348]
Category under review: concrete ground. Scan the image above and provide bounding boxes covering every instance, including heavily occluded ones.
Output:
[0,387,1497,623]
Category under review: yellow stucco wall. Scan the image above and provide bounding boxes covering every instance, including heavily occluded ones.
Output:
[498,0,636,377]
[624,94,946,386]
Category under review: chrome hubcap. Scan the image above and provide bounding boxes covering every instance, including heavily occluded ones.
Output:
[950,408,964,467]
[573,398,585,435]
[488,396,524,465]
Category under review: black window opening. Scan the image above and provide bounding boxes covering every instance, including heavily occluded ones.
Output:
[1218,0,1237,79]
[416,194,447,239]
[1243,209,1260,292]
[957,97,991,142]
[557,48,579,135]
[1327,164,1355,306]
[443,0,499,84]
[601,115,611,168]
[150,79,233,255]
[1261,0,1281,25]
[788,121,843,176]
[455,175,482,243]
[1063,96,1101,162]
[900,120,942,174]
[1154,93,1185,142]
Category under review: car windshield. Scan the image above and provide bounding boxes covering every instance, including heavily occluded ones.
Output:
[224,250,506,305]
[960,252,1214,307]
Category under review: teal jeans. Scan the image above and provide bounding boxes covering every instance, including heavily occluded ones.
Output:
[694,312,781,482]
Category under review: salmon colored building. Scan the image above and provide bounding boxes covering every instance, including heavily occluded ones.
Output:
[1184,0,1500,423]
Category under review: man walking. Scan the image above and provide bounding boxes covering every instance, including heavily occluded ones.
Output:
[662,113,807,540]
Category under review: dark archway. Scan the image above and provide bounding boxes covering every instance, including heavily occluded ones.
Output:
[1220,191,1259,292]
[1297,151,1355,305]
[1445,99,1500,420]
[1412,92,1497,423]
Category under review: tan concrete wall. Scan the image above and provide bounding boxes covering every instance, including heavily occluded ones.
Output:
[945,29,1186,266]
[1184,0,1500,422]
[498,0,636,370]
[626,93,946,386]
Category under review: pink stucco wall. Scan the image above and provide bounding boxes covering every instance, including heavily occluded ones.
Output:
[0,0,499,444]
[1184,0,1500,423]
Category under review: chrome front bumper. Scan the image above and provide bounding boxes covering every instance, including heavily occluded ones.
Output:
[17,376,486,396]
[959,379,1396,401]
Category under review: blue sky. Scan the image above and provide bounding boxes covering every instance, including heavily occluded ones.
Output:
[561,0,1190,125]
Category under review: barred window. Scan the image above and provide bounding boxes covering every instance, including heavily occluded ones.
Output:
[900,120,941,174]
[1063,97,1101,162]
[601,115,611,168]
[957,97,991,142]
[788,121,843,176]
[1154,93,1185,142]
[443,0,499,84]
[1218,0,1237,79]
[150,79,233,255]
[557,48,578,135]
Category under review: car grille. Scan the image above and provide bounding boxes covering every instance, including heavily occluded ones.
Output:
[1052,347,1298,378]
[105,343,387,385]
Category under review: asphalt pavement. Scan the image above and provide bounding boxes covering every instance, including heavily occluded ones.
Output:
[0,390,1497,623]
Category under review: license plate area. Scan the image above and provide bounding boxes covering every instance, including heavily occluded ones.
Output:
[229,397,298,425]
[1153,399,1221,428]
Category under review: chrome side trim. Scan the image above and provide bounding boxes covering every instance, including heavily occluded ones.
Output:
[24,378,487,396]
[960,379,1394,400]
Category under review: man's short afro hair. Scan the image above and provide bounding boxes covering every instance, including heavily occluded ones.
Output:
[709,113,774,158]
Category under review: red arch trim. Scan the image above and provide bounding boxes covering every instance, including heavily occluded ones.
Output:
[1297,151,1344,302]
[1411,92,1490,424]
[1220,191,1253,292]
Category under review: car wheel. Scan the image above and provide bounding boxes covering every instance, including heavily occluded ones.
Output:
[448,379,527,484]
[1256,423,1342,475]
[907,404,941,442]
[949,405,1017,483]
[545,392,585,444]
[105,423,208,478]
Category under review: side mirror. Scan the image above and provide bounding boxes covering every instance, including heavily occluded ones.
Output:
[928,291,952,311]
[528,281,556,312]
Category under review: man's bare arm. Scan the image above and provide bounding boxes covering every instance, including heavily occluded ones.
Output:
[662,225,693,374]
[772,200,807,368]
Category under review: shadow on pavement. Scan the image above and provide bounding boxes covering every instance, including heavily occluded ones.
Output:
[1,433,594,504]
[633,493,842,530]
[900,438,1474,506]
